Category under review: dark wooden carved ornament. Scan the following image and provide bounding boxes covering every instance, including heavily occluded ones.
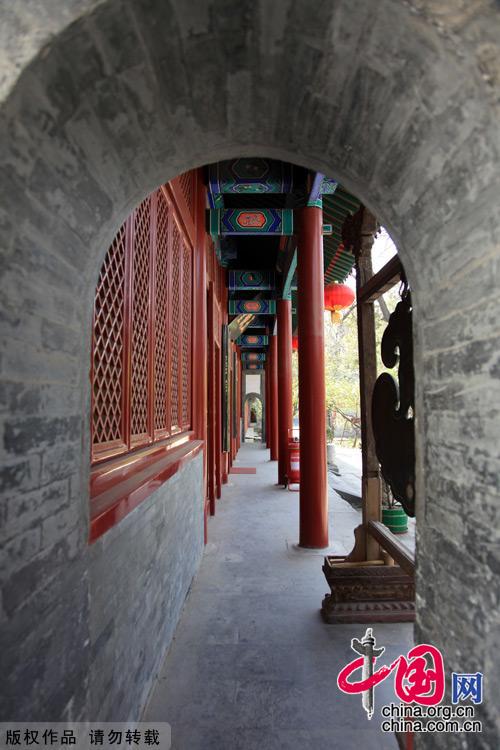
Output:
[372,287,416,516]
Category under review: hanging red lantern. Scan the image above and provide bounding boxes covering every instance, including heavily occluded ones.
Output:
[292,335,299,351]
[324,282,355,324]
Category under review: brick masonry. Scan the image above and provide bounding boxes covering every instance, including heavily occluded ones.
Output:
[0,1,499,746]
[89,453,204,721]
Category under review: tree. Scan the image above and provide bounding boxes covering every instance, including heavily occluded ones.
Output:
[291,248,401,446]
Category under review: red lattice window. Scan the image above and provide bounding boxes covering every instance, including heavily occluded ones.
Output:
[154,191,170,436]
[178,170,195,217]
[131,197,152,443]
[170,220,181,431]
[92,225,127,455]
[91,182,194,465]
[181,239,192,428]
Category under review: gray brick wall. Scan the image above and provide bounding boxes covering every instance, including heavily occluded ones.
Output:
[0,1,499,746]
[89,453,204,721]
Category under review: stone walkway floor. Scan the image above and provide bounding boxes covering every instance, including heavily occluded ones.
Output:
[144,443,413,749]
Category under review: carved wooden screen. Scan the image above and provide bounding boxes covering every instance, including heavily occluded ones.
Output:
[181,238,193,429]
[91,185,194,464]
[154,190,170,438]
[92,224,128,455]
[178,171,195,220]
[170,219,181,432]
[131,196,153,446]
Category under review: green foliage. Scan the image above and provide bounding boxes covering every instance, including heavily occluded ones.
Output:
[291,283,401,431]
[324,305,359,417]
[248,395,262,419]
[290,254,402,456]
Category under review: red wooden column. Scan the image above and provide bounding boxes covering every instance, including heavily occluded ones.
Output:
[207,282,217,514]
[237,349,242,451]
[194,170,208,536]
[221,277,229,484]
[265,361,270,448]
[297,206,328,548]
[277,300,293,484]
[269,333,279,461]
[244,398,249,435]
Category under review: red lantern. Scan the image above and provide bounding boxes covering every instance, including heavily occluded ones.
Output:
[324,282,355,324]
[292,335,299,351]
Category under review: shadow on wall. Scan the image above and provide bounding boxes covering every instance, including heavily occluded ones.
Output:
[1,1,500,743]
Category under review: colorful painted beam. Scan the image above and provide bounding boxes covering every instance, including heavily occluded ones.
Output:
[321,177,339,195]
[242,352,266,362]
[210,208,293,236]
[245,363,264,371]
[229,299,276,315]
[209,159,293,196]
[245,322,267,329]
[307,173,339,208]
[237,334,269,347]
[229,270,275,291]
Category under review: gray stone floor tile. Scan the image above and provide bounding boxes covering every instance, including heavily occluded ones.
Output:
[144,443,412,749]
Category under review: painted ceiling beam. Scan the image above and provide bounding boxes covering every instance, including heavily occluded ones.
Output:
[210,208,293,236]
[209,158,293,196]
[229,299,276,315]
[237,334,269,347]
[229,269,275,291]
[245,363,264,371]
[241,352,266,362]
[307,172,339,208]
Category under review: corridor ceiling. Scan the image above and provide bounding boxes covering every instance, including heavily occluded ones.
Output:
[204,158,361,358]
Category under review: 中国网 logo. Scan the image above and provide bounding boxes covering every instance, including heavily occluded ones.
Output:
[337,627,483,722]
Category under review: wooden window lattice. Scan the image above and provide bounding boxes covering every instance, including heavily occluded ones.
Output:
[154,192,170,434]
[131,197,152,441]
[170,221,181,431]
[181,240,192,427]
[91,182,194,463]
[92,225,127,448]
[178,171,195,218]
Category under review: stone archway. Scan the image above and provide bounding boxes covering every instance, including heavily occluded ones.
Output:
[1,1,500,741]
[243,392,263,441]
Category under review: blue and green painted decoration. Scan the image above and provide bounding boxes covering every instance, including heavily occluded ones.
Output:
[307,173,339,208]
[209,159,293,209]
[245,362,264,371]
[229,270,275,291]
[241,352,266,362]
[229,299,276,315]
[210,208,293,236]
[237,334,268,347]
[244,321,268,329]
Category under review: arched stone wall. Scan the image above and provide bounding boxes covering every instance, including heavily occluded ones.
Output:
[1,1,499,743]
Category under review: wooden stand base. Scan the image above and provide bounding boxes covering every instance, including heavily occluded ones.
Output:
[321,556,415,624]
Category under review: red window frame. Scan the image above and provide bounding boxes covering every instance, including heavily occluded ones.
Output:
[89,176,200,541]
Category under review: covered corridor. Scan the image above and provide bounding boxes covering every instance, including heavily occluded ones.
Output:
[145,443,412,749]
[2,2,500,748]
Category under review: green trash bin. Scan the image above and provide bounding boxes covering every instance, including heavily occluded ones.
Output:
[382,506,408,534]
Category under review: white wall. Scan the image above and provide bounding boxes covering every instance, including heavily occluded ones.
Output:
[245,374,262,396]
